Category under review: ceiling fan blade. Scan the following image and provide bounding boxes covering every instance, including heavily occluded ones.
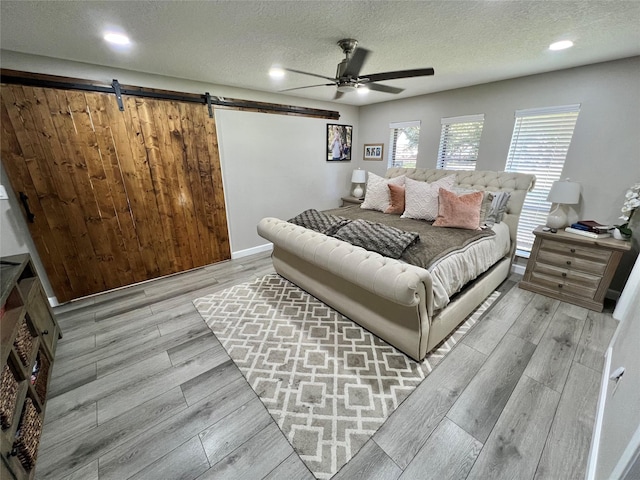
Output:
[279,83,336,93]
[283,67,336,82]
[366,82,404,95]
[342,48,370,78]
[364,68,435,83]
[333,91,345,100]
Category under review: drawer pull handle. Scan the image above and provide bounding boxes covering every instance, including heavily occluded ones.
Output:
[566,261,571,265]
[570,248,576,253]
[562,273,567,277]
[558,284,563,288]
[42,330,49,335]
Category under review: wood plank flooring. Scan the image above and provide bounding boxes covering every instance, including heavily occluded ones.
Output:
[37,252,615,479]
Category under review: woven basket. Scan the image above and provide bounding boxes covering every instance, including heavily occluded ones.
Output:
[14,397,42,471]
[33,353,50,404]
[0,365,19,429]
[14,319,35,367]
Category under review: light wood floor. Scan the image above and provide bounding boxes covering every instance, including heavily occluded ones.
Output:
[36,252,615,480]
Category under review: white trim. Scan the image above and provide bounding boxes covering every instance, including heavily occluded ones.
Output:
[511,262,526,276]
[515,103,581,117]
[388,120,420,129]
[586,345,613,480]
[441,113,484,124]
[48,296,59,308]
[231,243,273,259]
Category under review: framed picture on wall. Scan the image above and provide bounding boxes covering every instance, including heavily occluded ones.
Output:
[326,124,353,161]
[364,143,384,161]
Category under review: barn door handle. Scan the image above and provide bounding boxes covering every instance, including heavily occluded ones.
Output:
[19,192,35,223]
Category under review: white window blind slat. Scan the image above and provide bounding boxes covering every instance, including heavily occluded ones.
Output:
[505,105,581,252]
[437,114,485,171]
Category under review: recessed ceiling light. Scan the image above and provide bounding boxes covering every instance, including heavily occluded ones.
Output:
[269,67,285,78]
[104,32,131,45]
[549,40,574,51]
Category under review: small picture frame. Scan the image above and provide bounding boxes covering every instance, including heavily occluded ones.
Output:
[364,143,384,161]
[327,124,353,161]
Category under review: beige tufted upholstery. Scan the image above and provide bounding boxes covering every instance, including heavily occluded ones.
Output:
[257,218,433,308]
[258,168,535,360]
[386,168,535,246]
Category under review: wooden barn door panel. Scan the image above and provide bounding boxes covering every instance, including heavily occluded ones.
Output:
[0,84,230,302]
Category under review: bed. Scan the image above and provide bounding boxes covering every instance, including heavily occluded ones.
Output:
[257,168,535,361]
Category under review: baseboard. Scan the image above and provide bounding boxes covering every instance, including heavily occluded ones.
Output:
[511,263,526,276]
[607,288,622,301]
[231,243,273,260]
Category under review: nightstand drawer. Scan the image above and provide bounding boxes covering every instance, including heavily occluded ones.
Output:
[539,239,611,262]
[536,249,608,275]
[529,271,598,299]
[532,262,601,289]
[520,226,631,312]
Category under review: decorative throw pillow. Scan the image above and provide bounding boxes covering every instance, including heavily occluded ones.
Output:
[401,175,456,221]
[433,188,484,230]
[360,173,405,212]
[385,184,405,214]
[288,209,350,235]
[485,191,511,227]
[450,186,494,228]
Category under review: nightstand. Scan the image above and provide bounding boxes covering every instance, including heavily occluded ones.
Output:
[519,226,631,311]
[341,196,364,206]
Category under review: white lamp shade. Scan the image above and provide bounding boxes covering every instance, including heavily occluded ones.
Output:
[351,169,366,184]
[547,180,580,204]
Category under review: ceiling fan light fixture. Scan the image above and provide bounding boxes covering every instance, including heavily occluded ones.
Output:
[336,84,356,93]
[357,85,369,95]
[549,40,574,51]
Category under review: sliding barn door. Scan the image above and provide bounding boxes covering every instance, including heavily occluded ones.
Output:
[0,84,230,302]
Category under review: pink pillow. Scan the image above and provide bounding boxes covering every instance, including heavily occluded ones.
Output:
[385,184,405,214]
[433,188,484,230]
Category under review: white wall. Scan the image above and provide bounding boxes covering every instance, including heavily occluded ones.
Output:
[0,51,358,299]
[356,56,640,290]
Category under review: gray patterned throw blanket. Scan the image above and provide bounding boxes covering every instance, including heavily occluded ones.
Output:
[324,205,496,270]
[288,209,418,258]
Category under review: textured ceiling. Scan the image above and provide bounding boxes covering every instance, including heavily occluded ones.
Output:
[1,1,639,106]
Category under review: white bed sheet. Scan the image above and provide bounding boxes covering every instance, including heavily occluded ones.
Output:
[429,222,510,310]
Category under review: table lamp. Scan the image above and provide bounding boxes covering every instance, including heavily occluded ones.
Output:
[351,169,366,198]
[546,180,580,229]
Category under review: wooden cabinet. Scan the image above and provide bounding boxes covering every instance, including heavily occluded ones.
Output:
[520,226,631,311]
[1,254,61,479]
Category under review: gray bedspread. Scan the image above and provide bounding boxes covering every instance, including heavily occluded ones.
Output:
[324,205,495,270]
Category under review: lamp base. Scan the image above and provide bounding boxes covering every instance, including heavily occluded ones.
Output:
[546,204,578,229]
[352,184,364,199]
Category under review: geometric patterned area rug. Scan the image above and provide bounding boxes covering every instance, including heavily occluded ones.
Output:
[194,274,499,479]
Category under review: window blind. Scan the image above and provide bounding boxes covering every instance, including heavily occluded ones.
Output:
[388,120,421,168]
[505,104,581,253]
[437,114,484,171]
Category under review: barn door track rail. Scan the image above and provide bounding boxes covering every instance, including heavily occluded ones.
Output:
[1,69,340,120]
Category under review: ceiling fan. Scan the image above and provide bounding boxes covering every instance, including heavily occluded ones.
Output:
[279,38,434,99]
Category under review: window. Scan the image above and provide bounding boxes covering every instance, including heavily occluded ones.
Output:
[505,104,581,253]
[437,114,484,171]
[388,121,420,168]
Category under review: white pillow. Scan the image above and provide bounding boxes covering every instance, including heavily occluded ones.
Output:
[401,175,456,221]
[360,173,405,212]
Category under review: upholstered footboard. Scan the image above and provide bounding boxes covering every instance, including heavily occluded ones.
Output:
[257,218,434,360]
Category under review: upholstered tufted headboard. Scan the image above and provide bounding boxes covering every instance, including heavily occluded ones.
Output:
[385,168,536,248]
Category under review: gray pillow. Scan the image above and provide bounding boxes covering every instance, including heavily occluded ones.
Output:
[485,191,511,227]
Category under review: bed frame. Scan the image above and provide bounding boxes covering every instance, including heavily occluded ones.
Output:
[258,168,535,361]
